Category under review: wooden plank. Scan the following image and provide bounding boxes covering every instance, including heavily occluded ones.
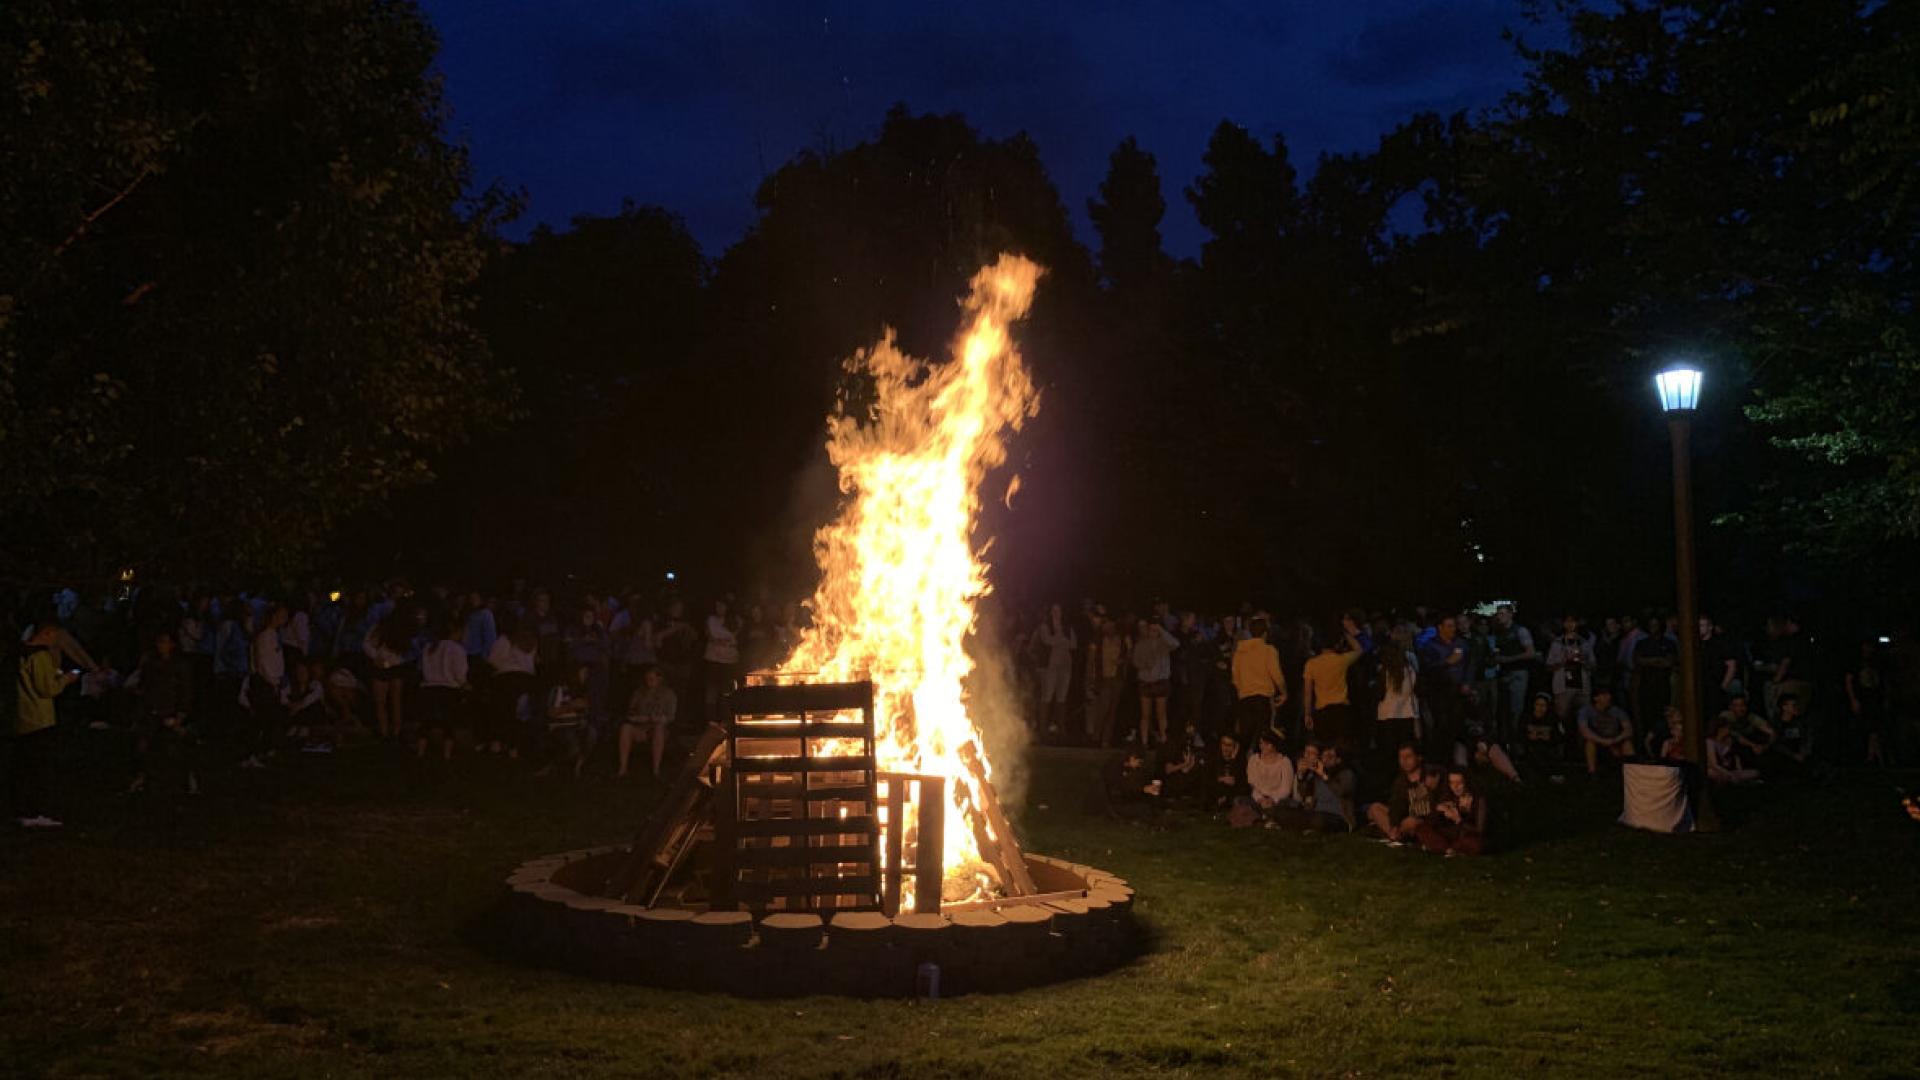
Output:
[731,754,874,773]
[916,775,945,913]
[737,782,874,802]
[729,681,873,715]
[732,843,877,867]
[727,720,874,740]
[607,723,727,903]
[958,741,1035,897]
[733,815,878,838]
[881,775,904,915]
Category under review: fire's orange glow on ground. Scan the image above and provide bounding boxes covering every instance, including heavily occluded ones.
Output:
[780,254,1043,889]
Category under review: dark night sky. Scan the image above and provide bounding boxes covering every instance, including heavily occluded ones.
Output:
[421,1,1547,257]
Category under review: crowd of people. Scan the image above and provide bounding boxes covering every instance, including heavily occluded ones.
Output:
[4,579,799,826]
[1020,600,1917,854]
[6,580,1914,850]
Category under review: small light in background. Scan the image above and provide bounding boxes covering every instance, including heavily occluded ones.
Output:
[329,590,342,603]
[1879,635,1893,645]
[665,571,677,582]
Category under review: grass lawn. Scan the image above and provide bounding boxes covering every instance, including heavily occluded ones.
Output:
[3,736,1918,1078]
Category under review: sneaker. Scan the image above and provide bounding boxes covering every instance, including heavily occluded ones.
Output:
[88,720,110,731]
[301,743,334,754]
[23,815,62,828]
[238,755,266,770]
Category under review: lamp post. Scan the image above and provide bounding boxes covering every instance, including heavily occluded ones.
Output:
[1655,365,1715,830]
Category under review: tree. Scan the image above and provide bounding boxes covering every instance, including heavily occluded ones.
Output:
[1087,137,1172,294]
[0,0,513,588]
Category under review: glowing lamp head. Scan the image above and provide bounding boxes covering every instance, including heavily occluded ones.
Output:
[1654,365,1704,413]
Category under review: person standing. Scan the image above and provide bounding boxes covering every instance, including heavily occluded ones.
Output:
[701,599,739,723]
[241,604,289,769]
[1230,617,1289,748]
[1373,623,1421,771]
[417,618,468,761]
[1034,604,1077,739]
[1131,618,1179,747]
[128,629,195,796]
[1545,615,1595,721]
[12,619,79,826]
[1631,617,1678,730]
[1489,605,1535,742]
[1302,617,1366,753]
[1084,614,1127,747]
[1418,615,1473,763]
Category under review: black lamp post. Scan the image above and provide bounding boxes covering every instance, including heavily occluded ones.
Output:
[1655,364,1715,829]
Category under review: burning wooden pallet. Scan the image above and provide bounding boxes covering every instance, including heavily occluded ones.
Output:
[602,679,1031,915]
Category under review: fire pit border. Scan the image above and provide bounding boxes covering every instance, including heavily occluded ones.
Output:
[494,848,1137,997]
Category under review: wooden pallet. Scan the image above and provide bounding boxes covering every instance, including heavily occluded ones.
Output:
[714,681,884,914]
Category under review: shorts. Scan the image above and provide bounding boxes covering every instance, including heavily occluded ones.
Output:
[371,666,407,684]
[1139,679,1170,700]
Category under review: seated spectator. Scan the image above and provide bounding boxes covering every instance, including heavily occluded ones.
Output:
[535,664,593,779]
[1765,696,1814,777]
[322,662,363,731]
[1207,732,1249,810]
[617,665,677,779]
[1271,743,1356,832]
[1100,747,1159,815]
[285,660,327,750]
[1367,744,1443,845]
[1415,768,1490,856]
[1656,705,1689,762]
[1469,737,1524,785]
[1245,731,1297,815]
[1519,692,1560,766]
[1706,717,1760,784]
[1722,694,1775,763]
[1156,740,1203,803]
[1576,687,1636,776]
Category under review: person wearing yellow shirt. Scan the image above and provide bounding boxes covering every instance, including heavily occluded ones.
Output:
[1230,617,1288,745]
[14,619,80,827]
[1303,616,1367,753]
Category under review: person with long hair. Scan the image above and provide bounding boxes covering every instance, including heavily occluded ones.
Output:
[1374,623,1421,762]
[1415,767,1490,855]
[1132,616,1179,747]
[363,606,414,741]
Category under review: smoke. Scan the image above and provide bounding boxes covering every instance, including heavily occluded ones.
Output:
[963,593,1031,814]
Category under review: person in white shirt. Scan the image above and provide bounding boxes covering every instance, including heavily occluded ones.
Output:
[702,599,740,723]
[363,608,414,740]
[280,603,312,668]
[1246,731,1298,816]
[485,629,537,756]
[417,618,468,761]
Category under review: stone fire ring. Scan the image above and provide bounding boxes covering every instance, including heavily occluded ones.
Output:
[494,848,1138,997]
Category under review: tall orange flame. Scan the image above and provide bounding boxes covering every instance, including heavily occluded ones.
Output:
[781,253,1043,884]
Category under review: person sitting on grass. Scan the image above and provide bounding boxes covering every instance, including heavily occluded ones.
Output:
[1364,743,1435,845]
[616,664,676,779]
[1656,705,1690,762]
[1576,687,1636,776]
[1765,696,1814,777]
[285,659,327,752]
[1207,731,1249,810]
[1469,737,1524,785]
[1415,768,1490,856]
[1273,743,1356,833]
[1245,731,1297,816]
[1519,691,1562,770]
[1706,716,1762,784]
[1100,746,1159,815]
[1722,694,1775,764]
[535,664,593,779]
[1157,739,1203,803]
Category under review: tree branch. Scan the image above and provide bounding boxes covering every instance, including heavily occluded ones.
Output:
[51,168,154,257]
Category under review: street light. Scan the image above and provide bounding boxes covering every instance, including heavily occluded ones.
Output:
[1655,363,1714,830]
